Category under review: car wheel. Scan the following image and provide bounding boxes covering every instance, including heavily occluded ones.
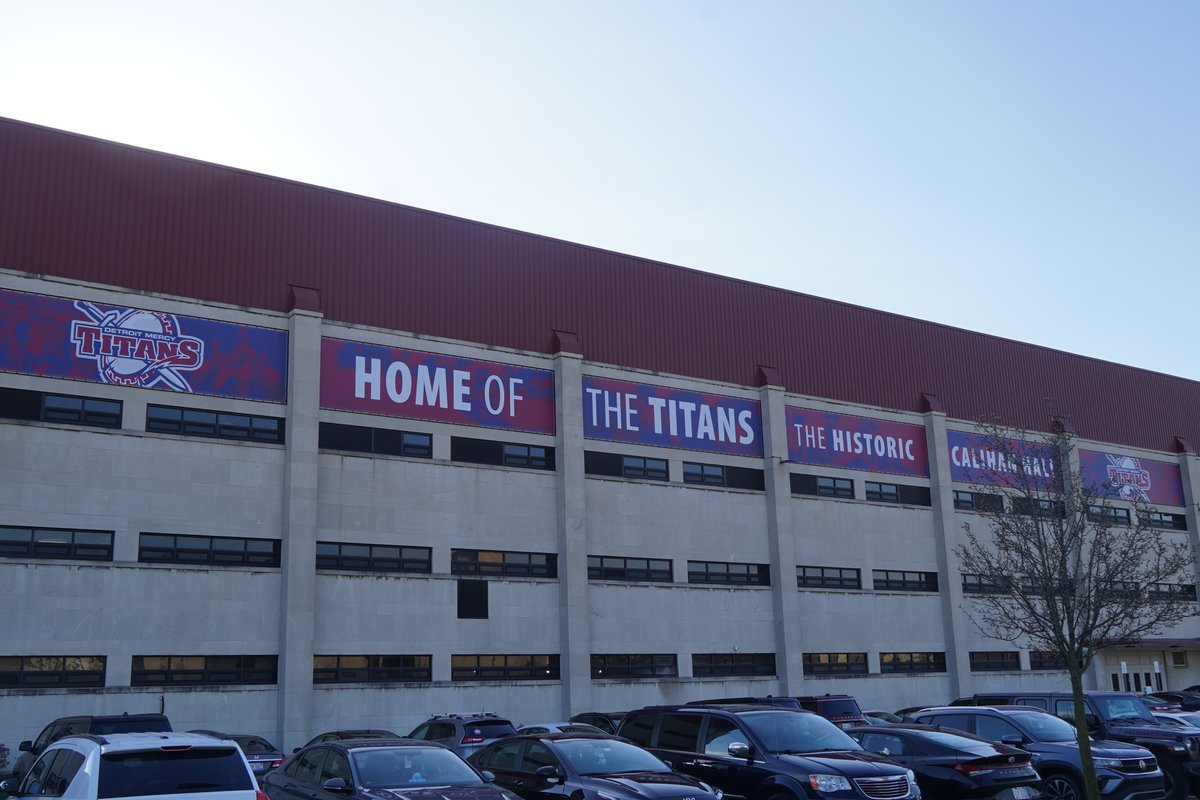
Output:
[1043,773,1083,800]
[1161,759,1188,800]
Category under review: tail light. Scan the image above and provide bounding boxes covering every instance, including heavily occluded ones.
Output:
[953,763,996,776]
[257,791,270,800]
[461,734,485,744]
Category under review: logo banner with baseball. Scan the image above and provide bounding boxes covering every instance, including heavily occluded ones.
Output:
[321,338,556,434]
[0,288,288,403]
[786,407,929,477]
[1079,449,1185,507]
[948,430,1059,490]
[582,375,763,457]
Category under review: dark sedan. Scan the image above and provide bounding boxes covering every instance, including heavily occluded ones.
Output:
[293,729,402,753]
[849,724,1042,800]
[263,738,519,800]
[469,733,724,800]
[191,730,286,778]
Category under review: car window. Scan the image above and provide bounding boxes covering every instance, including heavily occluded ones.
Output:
[521,743,558,772]
[321,750,352,785]
[741,711,861,754]
[290,748,327,784]
[409,724,432,740]
[431,723,457,739]
[480,741,523,771]
[41,749,85,797]
[556,740,668,775]
[21,749,58,795]
[702,718,743,756]
[520,727,549,735]
[1054,700,1076,720]
[976,716,1021,741]
[97,747,254,798]
[1015,698,1047,710]
[858,733,906,757]
[470,722,516,739]
[658,715,703,752]
[33,724,64,752]
[923,714,971,733]
[618,714,656,746]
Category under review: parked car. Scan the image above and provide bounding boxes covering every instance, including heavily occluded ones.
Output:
[912,705,1164,800]
[687,694,869,729]
[567,712,627,735]
[864,710,904,724]
[1141,695,1185,713]
[0,731,257,800]
[1153,712,1200,731]
[513,722,607,735]
[848,724,1042,800]
[294,729,401,753]
[618,704,920,800]
[263,738,514,800]
[962,691,1200,800]
[1151,693,1200,712]
[409,713,517,758]
[191,730,286,777]
[9,712,173,779]
[469,732,725,800]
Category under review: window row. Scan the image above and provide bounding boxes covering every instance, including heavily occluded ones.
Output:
[585,451,765,490]
[791,474,932,506]
[962,573,1198,602]
[802,650,1068,675]
[797,566,940,593]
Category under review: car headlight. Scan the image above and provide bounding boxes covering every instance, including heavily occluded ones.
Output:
[1094,758,1123,768]
[809,774,852,793]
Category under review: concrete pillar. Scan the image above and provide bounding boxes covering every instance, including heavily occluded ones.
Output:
[553,332,591,716]
[1177,449,1200,614]
[276,301,323,751]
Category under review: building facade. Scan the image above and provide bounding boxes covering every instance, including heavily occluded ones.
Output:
[2,117,1199,753]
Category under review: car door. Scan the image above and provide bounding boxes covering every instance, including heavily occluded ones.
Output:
[268,747,328,800]
[688,715,770,800]
[475,740,528,796]
[517,741,568,800]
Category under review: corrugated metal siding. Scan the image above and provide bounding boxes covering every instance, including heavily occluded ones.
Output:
[2,116,1198,454]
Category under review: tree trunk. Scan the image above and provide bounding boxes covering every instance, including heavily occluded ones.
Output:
[1070,667,1101,800]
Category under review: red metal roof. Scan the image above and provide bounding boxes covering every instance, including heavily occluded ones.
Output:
[1,116,1196,454]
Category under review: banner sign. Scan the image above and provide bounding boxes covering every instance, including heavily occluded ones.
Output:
[321,338,555,434]
[947,430,1059,490]
[1079,449,1184,507]
[582,375,763,457]
[0,288,288,402]
[786,407,929,477]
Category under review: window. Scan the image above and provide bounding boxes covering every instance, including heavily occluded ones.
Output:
[0,656,106,688]
[873,570,938,592]
[797,565,862,590]
[131,655,277,686]
[1149,583,1198,601]
[146,404,284,443]
[879,652,946,674]
[962,574,1011,594]
[0,387,121,428]
[692,652,776,677]
[865,482,899,503]
[1029,650,1067,670]
[588,555,672,582]
[790,474,854,499]
[954,491,1003,512]
[585,452,669,481]
[1088,505,1132,525]
[1012,497,1065,518]
[451,549,557,578]
[451,437,555,470]
[451,654,560,681]
[970,651,1021,672]
[590,654,678,679]
[683,462,765,490]
[684,462,725,486]
[458,579,488,619]
[802,652,867,676]
[688,560,770,586]
[0,526,113,561]
[313,655,431,683]
[315,541,432,573]
[865,481,932,506]
[39,748,85,797]
[318,422,432,458]
[658,714,703,751]
[1145,511,1187,530]
[138,533,280,567]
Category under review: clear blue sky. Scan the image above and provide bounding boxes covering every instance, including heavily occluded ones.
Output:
[3,2,1196,379]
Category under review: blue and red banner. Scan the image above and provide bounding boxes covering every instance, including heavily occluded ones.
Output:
[948,430,1059,490]
[320,338,556,434]
[786,407,928,477]
[0,288,288,403]
[582,375,763,457]
[1079,449,1184,507]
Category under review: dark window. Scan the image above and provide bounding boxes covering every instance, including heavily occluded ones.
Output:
[791,474,855,498]
[954,491,1004,512]
[970,651,1021,672]
[0,387,121,428]
[1087,505,1132,525]
[962,574,1011,594]
[146,404,284,444]
[1149,583,1198,601]
[0,656,106,688]
[692,652,776,677]
[683,462,725,486]
[797,565,861,590]
[451,549,557,578]
[138,533,280,567]
[318,422,432,458]
[97,746,253,797]
[657,714,703,751]
[451,654,560,681]
[41,748,85,797]
[584,451,622,477]
[1012,497,1065,518]
[457,579,489,619]
[590,654,679,679]
[873,569,939,592]
[588,555,672,582]
[865,482,899,503]
[451,437,555,470]
[0,526,113,561]
[1145,511,1187,530]
[1029,650,1067,670]
[315,541,432,573]
[687,560,770,586]
[879,652,946,674]
[684,462,764,490]
[621,456,669,481]
[802,652,868,675]
[131,655,277,686]
[313,654,432,683]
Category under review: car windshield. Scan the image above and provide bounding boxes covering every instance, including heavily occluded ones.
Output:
[1178,713,1200,728]
[353,747,483,789]
[556,739,670,775]
[1093,696,1156,724]
[1009,711,1076,742]
[740,712,861,754]
[816,700,861,717]
[468,722,516,738]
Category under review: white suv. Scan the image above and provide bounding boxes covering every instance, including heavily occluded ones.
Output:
[0,732,263,800]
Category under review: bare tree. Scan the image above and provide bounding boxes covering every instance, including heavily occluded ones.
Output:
[955,416,1196,800]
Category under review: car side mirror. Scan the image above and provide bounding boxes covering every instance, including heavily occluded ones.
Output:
[728,742,752,760]
[1,777,20,794]
[479,770,496,783]
[534,766,561,784]
[1001,734,1025,746]
[19,740,33,752]
[321,778,352,794]
[660,759,674,770]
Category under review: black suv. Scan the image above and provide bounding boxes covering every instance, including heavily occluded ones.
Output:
[962,691,1200,800]
[618,704,919,800]
[913,705,1165,800]
[9,713,172,779]
[690,696,868,730]
[408,713,517,758]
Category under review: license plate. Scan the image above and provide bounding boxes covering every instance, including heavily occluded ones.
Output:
[252,763,266,771]
[1010,787,1037,799]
